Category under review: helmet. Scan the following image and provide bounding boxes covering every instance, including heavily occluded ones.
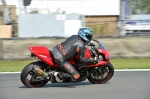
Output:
[78,27,93,43]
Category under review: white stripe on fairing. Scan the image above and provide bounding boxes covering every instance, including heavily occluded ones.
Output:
[0,69,150,74]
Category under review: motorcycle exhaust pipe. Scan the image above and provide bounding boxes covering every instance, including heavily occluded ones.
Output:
[33,67,48,79]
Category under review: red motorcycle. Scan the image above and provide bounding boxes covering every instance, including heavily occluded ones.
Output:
[20,39,114,88]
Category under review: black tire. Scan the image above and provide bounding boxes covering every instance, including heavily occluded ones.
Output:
[20,61,49,88]
[87,62,114,84]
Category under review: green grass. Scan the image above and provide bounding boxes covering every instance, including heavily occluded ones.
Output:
[0,58,150,72]
[0,60,35,72]
[111,58,150,69]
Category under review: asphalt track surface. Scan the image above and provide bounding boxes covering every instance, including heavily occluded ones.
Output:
[0,71,150,99]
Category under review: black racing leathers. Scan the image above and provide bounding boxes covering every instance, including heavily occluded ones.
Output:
[52,35,91,79]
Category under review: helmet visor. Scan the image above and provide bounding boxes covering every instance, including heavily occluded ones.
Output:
[86,33,92,41]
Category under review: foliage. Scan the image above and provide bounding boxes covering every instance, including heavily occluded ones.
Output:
[128,0,150,14]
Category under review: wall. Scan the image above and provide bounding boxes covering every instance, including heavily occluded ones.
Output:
[97,37,150,58]
[0,36,150,60]
[18,14,84,37]
[0,39,3,59]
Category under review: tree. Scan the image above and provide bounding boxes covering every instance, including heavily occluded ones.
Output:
[128,0,150,14]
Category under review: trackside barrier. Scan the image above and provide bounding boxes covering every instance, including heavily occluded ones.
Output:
[0,36,150,60]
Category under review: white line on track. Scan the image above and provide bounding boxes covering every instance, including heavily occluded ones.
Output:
[0,69,150,74]
[115,69,150,71]
[0,72,21,74]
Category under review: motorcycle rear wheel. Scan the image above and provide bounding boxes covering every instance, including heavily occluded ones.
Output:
[87,62,114,84]
[20,61,49,88]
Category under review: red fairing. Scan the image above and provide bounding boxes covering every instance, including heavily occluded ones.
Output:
[83,48,110,68]
[28,46,55,66]
[97,48,110,61]
[83,60,109,68]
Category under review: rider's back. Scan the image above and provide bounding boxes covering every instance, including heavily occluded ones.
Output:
[52,35,84,60]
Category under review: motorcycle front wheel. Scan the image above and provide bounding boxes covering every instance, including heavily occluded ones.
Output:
[20,62,49,88]
[87,62,114,84]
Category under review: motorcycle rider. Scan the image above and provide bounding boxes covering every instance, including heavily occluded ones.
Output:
[52,27,96,81]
